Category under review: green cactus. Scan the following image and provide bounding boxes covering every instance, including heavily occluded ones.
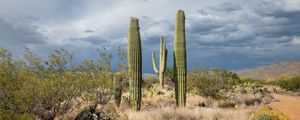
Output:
[152,36,168,89]
[174,10,187,107]
[128,17,142,111]
[114,72,123,107]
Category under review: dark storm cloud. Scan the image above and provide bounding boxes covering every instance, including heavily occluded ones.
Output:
[208,2,242,13]
[0,0,300,72]
[139,16,174,46]
[183,0,300,69]
[0,17,45,47]
[187,1,300,48]
[63,36,108,45]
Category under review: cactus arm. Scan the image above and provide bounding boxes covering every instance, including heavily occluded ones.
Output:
[152,51,159,74]
[161,44,167,72]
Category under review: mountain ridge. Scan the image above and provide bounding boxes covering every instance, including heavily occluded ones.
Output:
[237,60,300,80]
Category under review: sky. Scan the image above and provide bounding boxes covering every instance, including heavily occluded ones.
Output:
[0,0,300,73]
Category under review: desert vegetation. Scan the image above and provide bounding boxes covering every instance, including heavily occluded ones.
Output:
[273,77,300,92]
[0,47,116,119]
[1,9,300,120]
[0,48,299,120]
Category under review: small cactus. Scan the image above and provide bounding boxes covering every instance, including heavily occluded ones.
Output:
[114,72,123,107]
[152,36,167,89]
[174,10,187,107]
[127,17,142,111]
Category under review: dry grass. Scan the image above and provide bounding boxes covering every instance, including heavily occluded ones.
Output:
[55,81,281,120]
[127,92,254,120]
[128,107,253,120]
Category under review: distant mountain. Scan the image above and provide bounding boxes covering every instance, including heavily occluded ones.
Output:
[143,73,156,78]
[237,61,300,80]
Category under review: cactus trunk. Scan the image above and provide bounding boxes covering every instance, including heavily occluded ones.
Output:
[152,36,167,89]
[128,17,142,111]
[174,10,187,107]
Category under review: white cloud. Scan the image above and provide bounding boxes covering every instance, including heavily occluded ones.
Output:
[292,36,300,45]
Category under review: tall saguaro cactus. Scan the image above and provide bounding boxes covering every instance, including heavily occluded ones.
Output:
[152,36,168,89]
[174,10,187,107]
[128,17,142,111]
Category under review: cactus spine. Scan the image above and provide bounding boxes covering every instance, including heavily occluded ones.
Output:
[174,10,187,107]
[152,36,167,89]
[128,17,142,111]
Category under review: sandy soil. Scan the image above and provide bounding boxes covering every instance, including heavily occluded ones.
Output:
[270,94,300,120]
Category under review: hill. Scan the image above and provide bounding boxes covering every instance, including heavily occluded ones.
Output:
[237,61,300,80]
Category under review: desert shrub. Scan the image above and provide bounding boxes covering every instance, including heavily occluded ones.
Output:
[0,48,115,119]
[250,82,264,94]
[244,98,261,106]
[187,68,241,99]
[240,78,267,85]
[251,108,288,120]
[254,114,280,120]
[0,109,34,120]
[102,103,120,119]
[143,77,160,97]
[165,67,173,80]
[275,76,300,92]
[75,103,119,120]
[143,76,159,89]
[218,100,236,108]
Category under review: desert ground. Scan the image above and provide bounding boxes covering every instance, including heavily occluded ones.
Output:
[270,94,300,120]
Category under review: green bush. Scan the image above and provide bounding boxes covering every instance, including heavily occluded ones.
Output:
[165,67,173,80]
[187,68,241,99]
[275,76,300,91]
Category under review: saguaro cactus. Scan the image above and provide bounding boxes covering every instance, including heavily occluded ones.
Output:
[174,10,187,107]
[152,36,167,89]
[128,17,142,111]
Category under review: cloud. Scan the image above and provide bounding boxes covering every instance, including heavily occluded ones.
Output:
[139,16,174,46]
[187,0,300,49]
[291,36,300,45]
[183,0,300,69]
[0,17,45,49]
[0,0,300,72]
[63,36,108,46]
[85,30,95,33]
